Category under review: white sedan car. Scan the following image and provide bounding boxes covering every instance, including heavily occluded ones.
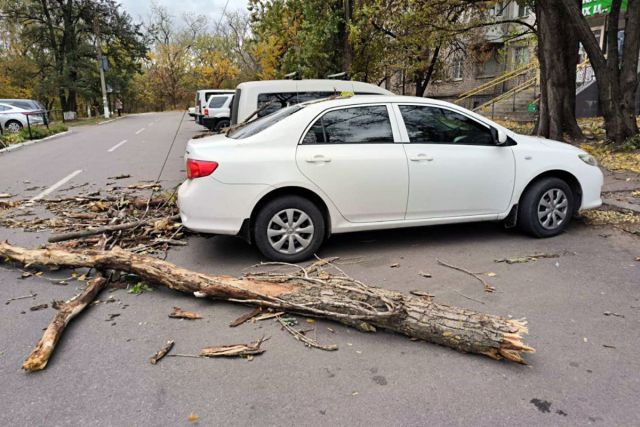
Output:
[178,95,603,261]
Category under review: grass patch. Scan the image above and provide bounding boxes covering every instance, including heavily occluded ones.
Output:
[1,122,68,147]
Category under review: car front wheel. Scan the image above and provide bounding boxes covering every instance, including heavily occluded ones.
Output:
[518,177,574,238]
[254,195,325,262]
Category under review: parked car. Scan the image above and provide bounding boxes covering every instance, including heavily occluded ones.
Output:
[0,99,48,124]
[0,102,44,133]
[194,89,235,125]
[229,79,393,125]
[202,94,233,131]
[188,107,196,118]
[178,95,603,261]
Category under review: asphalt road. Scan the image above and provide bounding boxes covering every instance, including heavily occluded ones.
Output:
[0,113,639,426]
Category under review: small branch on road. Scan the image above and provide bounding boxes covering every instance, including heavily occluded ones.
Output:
[48,214,180,243]
[437,259,496,293]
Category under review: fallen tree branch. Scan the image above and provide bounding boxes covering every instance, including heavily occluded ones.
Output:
[0,242,534,364]
[277,316,338,351]
[229,307,262,327]
[437,259,496,293]
[47,214,180,243]
[150,340,175,364]
[200,336,268,358]
[21,274,110,372]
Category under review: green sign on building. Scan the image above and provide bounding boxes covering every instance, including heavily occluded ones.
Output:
[582,0,628,17]
[527,103,537,114]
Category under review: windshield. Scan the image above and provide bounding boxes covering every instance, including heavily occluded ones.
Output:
[227,105,303,139]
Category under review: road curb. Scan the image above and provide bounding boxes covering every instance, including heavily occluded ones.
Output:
[602,197,640,214]
[0,130,73,155]
[97,115,126,125]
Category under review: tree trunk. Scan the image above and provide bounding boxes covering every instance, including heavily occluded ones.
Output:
[0,242,535,364]
[559,0,640,145]
[534,0,583,141]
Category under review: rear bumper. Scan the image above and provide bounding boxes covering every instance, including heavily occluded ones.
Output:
[177,177,270,235]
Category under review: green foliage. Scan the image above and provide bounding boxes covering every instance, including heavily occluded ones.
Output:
[128,281,153,295]
[1,0,146,111]
[0,123,68,146]
[621,133,640,152]
[248,0,346,79]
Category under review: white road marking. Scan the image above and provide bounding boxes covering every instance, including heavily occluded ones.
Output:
[107,139,128,152]
[28,169,83,202]
[135,128,145,135]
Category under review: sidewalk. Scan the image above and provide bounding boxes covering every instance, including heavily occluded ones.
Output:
[601,168,640,213]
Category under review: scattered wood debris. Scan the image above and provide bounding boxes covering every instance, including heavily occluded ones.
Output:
[229,307,262,327]
[29,303,48,311]
[409,290,433,299]
[0,189,183,254]
[200,337,268,358]
[277,316,338,351]
[5,291,37,305]
[494,252,564,264]
[418,271,432,278]
[0,242,536,369]
[389,263,400,268]
[108,174,131,180]
[437,259,496,293]
[21,274,110,372]
[150,340,175,364]
[169,307,202,320]
[603,311,625,318]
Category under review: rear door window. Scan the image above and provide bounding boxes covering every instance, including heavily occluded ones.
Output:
[302,105,394,144]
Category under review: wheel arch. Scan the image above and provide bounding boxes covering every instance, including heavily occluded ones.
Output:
[240,186,332,244]
[518,170,583,214]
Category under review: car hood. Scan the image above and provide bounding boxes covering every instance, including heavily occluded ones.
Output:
[515,134,584,153]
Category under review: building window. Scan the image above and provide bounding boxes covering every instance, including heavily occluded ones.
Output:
[514,46,529,67]
[452,58,464,80]
[518,4,530,17]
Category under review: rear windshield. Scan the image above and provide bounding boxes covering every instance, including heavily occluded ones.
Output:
[227,105,302,139]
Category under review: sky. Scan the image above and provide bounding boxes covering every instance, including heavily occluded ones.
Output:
[117,0,248,27]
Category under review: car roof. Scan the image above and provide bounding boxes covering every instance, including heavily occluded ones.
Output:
[197,89,234,94]
[302,95,457,109]
[235,79,393,94]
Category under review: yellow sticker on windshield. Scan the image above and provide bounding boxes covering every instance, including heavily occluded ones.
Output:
[340,91,354,96]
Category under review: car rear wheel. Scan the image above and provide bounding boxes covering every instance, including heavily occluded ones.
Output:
[254,196,325,262]
[5,120,22,133]
[215,119,230,132]
[518,177,574,238]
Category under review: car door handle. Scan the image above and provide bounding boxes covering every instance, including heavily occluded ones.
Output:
[306,155,332,163]
[409,154,434,162]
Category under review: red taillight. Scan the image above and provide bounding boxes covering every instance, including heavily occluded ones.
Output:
[187,159,218,179]
[204,108,209,116]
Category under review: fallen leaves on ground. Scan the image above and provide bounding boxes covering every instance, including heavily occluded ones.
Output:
[581,144,640,174]
[581,209,640,235]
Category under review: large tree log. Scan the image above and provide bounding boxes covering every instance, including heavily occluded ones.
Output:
[22,275,109,372]
[0,242,535,364]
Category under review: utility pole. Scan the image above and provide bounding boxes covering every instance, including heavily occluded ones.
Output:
[94,21,110,119]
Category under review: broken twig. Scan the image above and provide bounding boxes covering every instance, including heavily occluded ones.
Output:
[437,259,495,293]
[277,316,338,351]
[150,340,175,364]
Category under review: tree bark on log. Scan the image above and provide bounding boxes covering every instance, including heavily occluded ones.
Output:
[0,242,535,364]
[22,274,109,372]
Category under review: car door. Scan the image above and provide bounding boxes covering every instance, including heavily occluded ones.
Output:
[396,104,515,219]
[296,104,409,223]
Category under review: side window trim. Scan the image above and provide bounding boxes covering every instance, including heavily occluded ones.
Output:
[299,103,401,145]
[393,103,498,146]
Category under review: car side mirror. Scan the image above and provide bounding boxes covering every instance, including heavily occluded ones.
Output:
[491,127,508,145]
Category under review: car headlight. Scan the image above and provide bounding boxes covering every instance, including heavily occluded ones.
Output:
[578,153,598,166]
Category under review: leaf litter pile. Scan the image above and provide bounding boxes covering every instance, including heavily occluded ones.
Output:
[0,187,184,254]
